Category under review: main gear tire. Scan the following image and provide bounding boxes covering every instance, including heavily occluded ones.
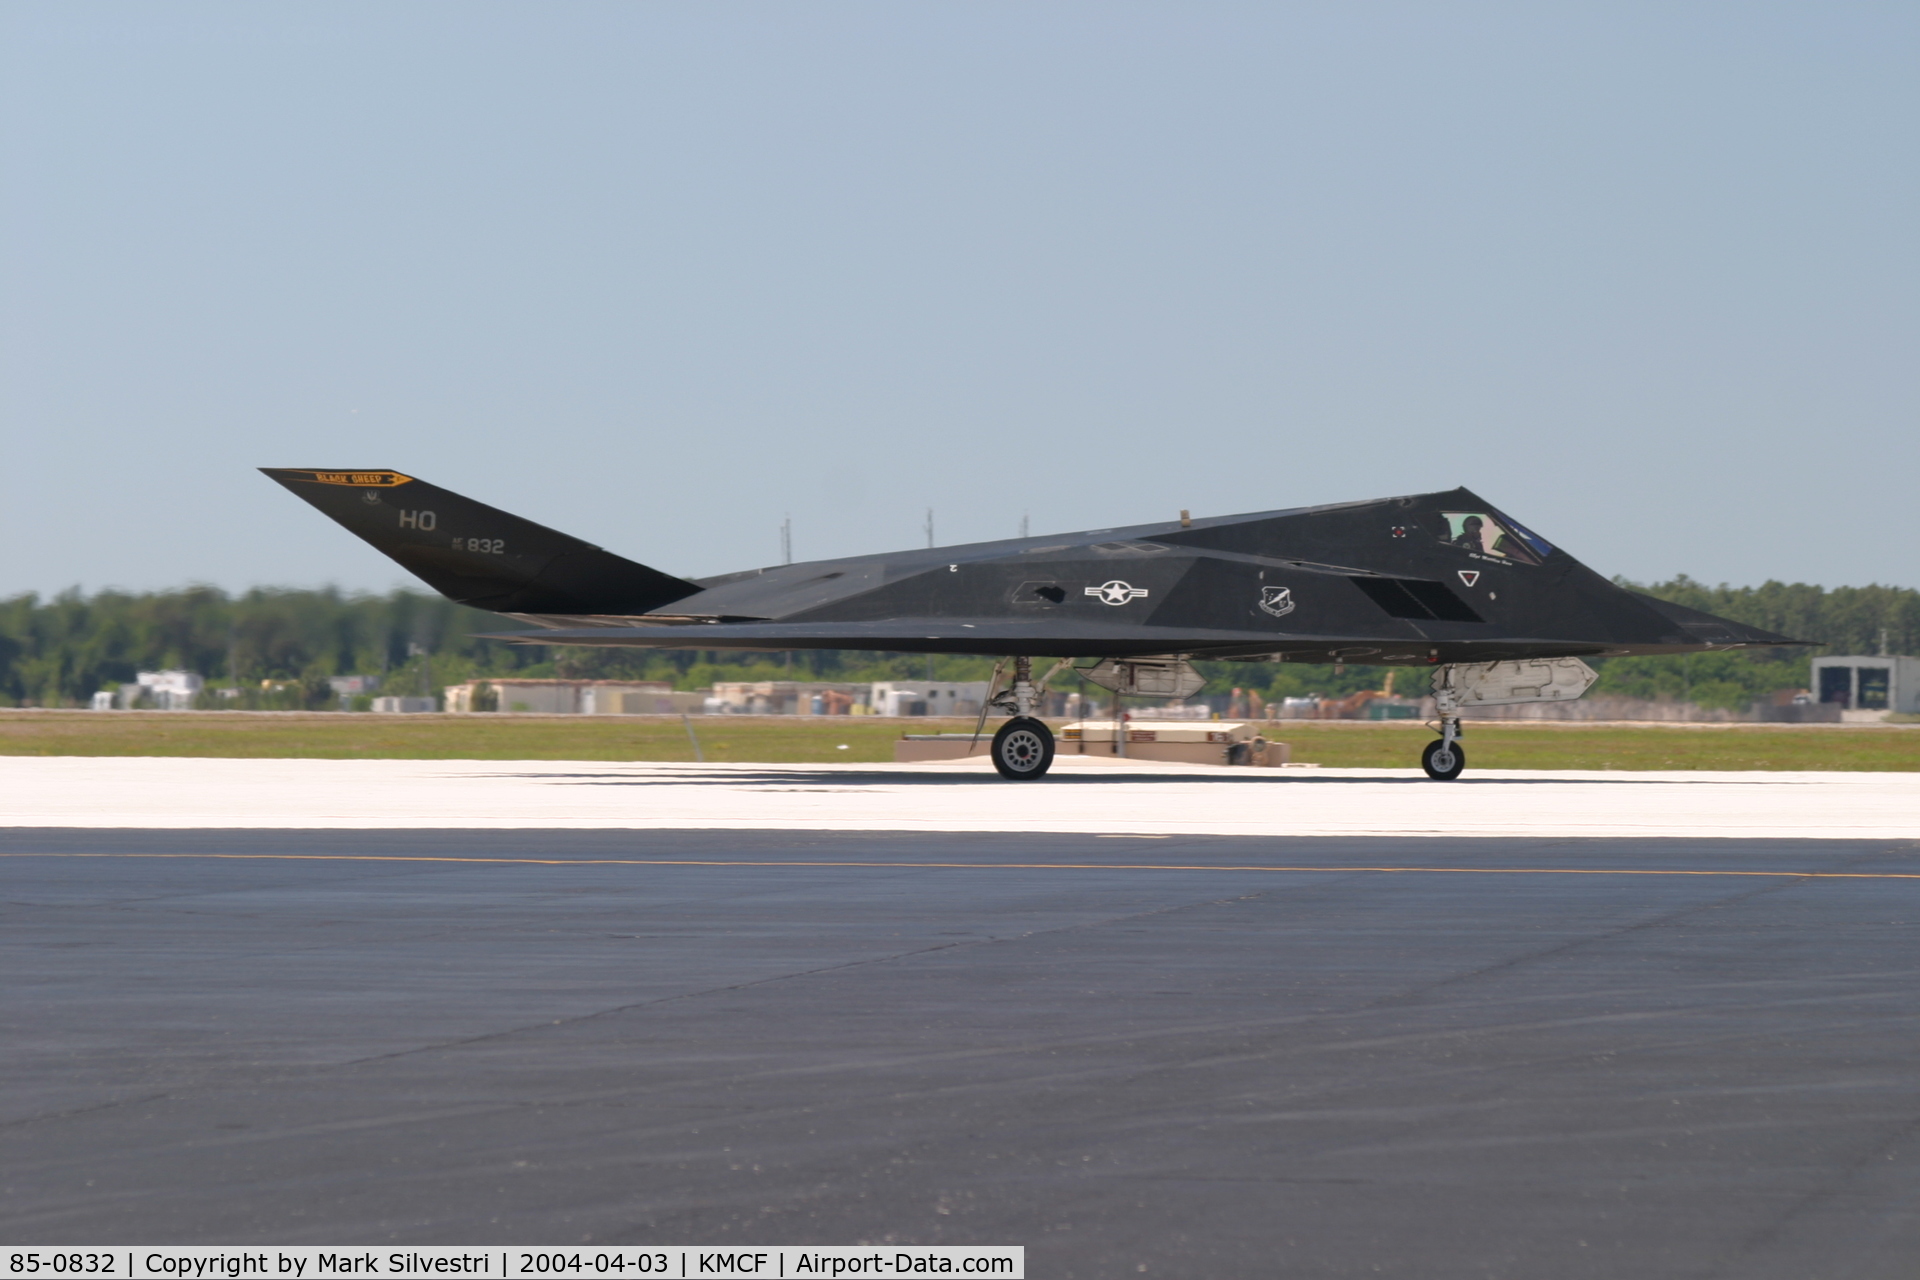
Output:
[991,717,1055,780]
[1421,739,1466,781]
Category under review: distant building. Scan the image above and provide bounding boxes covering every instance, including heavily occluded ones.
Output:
[1811,655,1920,720]
[328,675,380,711]
[103,670,204,711]
[869,681,988,717]
[1269,693,1423,720]
[707,681,871,715]
[443,678,705,715]
[371,696,439,714]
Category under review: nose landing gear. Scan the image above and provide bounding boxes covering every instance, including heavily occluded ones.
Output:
[1421,734,1465,780]
[1423,665,1467,781]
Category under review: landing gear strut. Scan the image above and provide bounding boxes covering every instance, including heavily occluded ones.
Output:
[979,656,1060,780]
[1423,665,1467,781]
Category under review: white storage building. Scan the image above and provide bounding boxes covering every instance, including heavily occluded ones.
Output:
[1811,655,1920,719]
[870,681,989,717]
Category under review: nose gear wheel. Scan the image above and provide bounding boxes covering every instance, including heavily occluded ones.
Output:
[1421,738,1466,780]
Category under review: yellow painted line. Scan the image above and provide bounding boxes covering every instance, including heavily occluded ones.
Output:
[6,851,1920,880]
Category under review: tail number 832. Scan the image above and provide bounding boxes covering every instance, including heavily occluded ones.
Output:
[454,537,505,554]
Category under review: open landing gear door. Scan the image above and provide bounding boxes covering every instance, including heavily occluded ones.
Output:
[1435,658,1599,710]
[1078,659,1208,700]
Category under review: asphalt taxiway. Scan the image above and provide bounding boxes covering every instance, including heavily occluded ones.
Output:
[7,823,1920,1277]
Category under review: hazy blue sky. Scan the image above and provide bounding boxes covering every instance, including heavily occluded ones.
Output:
[4,2,1915,596]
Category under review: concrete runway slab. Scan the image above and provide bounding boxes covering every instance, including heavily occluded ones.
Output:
[7,827,1920,1278]
[4,756,1918,837]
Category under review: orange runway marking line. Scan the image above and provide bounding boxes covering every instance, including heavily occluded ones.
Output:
[6,852,1920,880]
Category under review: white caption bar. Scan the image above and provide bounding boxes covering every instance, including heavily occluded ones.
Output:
[7,1249,1022,1280]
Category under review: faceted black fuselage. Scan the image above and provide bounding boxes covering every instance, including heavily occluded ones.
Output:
[261,470,1798,665]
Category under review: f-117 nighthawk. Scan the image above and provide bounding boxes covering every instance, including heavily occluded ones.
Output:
[263,468,1801,780]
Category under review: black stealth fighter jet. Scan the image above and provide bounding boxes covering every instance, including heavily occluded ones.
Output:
[263,469,1799,780]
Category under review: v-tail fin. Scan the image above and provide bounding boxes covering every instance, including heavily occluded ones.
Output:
[260,469,700,615]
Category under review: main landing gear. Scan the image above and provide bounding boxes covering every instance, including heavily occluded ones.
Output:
[1423,664,1466,781]
[979,656,1061,780]
[991,717,1055,780]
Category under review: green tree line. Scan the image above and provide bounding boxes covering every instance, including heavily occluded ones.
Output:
[0,577,1913,711]
[0,588,538,710]
[1575,577,1920,711]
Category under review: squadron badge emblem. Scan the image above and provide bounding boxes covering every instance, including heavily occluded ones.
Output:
[1258,586,1296,618]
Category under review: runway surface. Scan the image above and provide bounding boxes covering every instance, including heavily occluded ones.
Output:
[5,755,1919,837]
[8,826,1920,1278]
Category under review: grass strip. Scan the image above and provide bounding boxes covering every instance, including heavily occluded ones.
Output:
[1,711,1915,771]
